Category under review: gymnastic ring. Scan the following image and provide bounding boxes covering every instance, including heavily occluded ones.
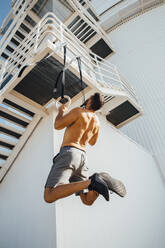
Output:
[55,95,71,110]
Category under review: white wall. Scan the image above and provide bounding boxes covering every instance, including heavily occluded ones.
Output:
[0,114,57,248]
[0,107,164,248]
[107,5,165,176]
[55,114,165,248]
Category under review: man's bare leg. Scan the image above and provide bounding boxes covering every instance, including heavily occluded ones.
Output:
[44,179,91,203]
[80,190,99,206]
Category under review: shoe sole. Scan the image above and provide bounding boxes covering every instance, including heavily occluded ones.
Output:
[99,172,126,197]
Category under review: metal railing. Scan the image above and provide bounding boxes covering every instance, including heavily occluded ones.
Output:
[0,12,139,103]
[0,0,37,50]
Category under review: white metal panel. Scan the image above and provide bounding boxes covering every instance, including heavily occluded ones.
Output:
[108,5,165,176]
[91,0,122,15]
[0,106,164,248]
[99,0,164,32]
[52,0,73,23]
[55,113,165,248]
[0,113,56,248]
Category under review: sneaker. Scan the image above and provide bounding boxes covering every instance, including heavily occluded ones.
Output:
[88,173,109,201]
[99,172,126,197]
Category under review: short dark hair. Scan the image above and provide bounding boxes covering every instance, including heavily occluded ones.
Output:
[90,93,104,111]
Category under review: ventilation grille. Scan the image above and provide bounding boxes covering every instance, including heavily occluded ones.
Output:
[14,56,87,106]
[90,39,113,59]
[106,100,139,126]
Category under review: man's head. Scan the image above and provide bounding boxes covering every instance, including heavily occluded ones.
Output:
[85,93,104,111]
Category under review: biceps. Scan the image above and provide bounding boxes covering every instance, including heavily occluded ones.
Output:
[55,117,73,130]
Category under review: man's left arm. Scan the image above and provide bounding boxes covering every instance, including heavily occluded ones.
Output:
[54,105,79,130]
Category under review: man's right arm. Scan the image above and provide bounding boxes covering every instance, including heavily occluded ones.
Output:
[54,106,79,130]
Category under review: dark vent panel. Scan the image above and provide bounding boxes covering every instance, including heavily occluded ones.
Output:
[106,100,139,126]
[90,38,113,59]
[15,56,87,105]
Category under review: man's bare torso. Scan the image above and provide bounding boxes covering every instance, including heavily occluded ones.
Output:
[55,107,100,151]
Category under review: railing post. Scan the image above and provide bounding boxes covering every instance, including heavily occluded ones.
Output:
[141,0,144,13]
[34,21,41,54]
[94,54,106,87]
[60,22,64,44]
[114,66,124,89]
[0,60,8,86]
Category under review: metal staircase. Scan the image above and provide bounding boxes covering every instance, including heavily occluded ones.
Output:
[0,90,45,182]
[0,1,143,181]
[0,0,114,63]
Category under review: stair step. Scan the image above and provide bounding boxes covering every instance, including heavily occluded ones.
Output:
[0,137,17,147]
[0,139,15,150]
[0,106,31,124]
[0,122,24,136]
[0,149,11,158]
[3,98,34,118]
[0,125,22,139]
[0,110,29,128]
[0,154,8,160]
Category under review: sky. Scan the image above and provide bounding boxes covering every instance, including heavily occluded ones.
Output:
[0,0,11,27]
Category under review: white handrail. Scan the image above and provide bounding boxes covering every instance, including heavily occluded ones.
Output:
[0,12,138,104]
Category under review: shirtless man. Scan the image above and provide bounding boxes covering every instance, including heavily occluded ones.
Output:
[44,93,110,205]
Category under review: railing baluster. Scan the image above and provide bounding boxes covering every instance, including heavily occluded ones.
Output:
[0,60,8,86]
[34,22,41,54]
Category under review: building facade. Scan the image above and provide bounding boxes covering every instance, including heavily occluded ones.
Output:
[0,1,165,248]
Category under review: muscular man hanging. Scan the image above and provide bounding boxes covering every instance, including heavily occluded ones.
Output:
[44,93,126,205]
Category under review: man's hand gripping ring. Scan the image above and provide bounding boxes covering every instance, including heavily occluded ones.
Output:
[55,95,71,110]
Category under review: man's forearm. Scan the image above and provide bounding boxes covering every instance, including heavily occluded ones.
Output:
[54,109,65,129]
[54,105,76,130]
[56,109,64,121]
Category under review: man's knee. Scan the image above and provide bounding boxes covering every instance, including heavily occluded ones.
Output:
[80,193,95,206]
[82,200,94,206]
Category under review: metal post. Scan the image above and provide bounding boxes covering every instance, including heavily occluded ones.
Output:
[114,66,123,89]
[94,54,106,87]
[0,60,8,86]
[34,22,41,54]
[60,22,64,45]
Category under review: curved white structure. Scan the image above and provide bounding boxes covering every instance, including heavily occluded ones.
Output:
[106,4,165,176]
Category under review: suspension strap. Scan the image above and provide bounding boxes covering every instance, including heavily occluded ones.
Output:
[53,45,67,99]
[77,57,86,107]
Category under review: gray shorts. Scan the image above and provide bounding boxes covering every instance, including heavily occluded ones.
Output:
[45,146,88,191]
